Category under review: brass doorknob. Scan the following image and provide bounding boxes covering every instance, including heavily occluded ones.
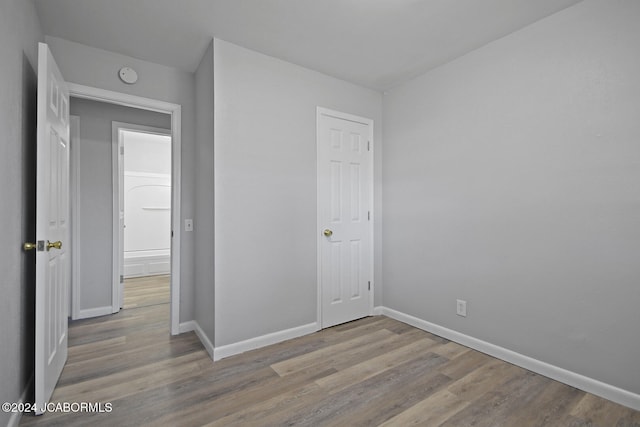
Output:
[23,242,37,251]
[323,229,333,237]
[46,240,62,251]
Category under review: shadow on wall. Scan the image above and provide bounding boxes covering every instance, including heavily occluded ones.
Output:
[20,52,37,401]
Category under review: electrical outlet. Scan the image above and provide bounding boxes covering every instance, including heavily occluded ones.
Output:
[456,299,467,317]
[185,219,193,232]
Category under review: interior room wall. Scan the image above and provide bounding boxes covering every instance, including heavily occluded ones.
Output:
[123,131,171,175]
[46,36,197,322]
[383,0,640,397]
[0,0,42,424]
[122,131,172,277]
[213,39,383,347]
[70,98,171,313]
[194,40,215,347]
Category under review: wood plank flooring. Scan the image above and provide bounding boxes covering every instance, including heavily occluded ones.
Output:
[123,275,170,309]
[20,302,640,426]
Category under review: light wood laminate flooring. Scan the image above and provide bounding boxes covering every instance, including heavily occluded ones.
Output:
[20,302,640,426]
[123,274,170,309]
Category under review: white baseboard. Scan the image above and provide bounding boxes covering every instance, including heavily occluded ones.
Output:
[179,320,215,361]
[76,305,113,320]
[193,322,215,361]
[124,254,171,278]
[7,375,32,427]
[178,320,196,334]
[213,322,320,361]
[378,306,640,411]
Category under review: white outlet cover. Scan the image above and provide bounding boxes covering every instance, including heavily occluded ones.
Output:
[456,299,467,317]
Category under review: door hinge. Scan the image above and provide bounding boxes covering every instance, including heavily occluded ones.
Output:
[368,281,371,291]
[120,275,124,284]
[120,146,124,155]
[367,141,371,151]
[368,211,370,221]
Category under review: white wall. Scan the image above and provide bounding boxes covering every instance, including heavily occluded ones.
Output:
[70,98,171,311]
[383,0,640,397]
[214,39,383,346]
[47,36,197,322]
[123,132,172,260]
[194,40,215,344]
[0,0,42,424]
[123,131,171,175]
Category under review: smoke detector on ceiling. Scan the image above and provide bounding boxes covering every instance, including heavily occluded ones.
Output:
[118,67,138,84]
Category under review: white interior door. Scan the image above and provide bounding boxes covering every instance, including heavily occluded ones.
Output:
[35,42,70,414]
[318,108,373,328]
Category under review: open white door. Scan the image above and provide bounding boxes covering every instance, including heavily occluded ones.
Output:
[34,42,70,414]
[317,108,374,328]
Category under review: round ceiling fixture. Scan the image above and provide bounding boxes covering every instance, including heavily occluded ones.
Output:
[118,67,138,84]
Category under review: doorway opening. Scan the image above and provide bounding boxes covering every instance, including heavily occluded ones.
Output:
[68,83,182,335]
[114,124,172,311]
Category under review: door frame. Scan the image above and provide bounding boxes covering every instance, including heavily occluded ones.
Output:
[112,122,172,310]
[68,83,182,335]
[70,115,80,320]
[316,107,375,328]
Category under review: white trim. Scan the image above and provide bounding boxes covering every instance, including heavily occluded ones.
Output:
[68,83,178,114]
[180,321,215,361]
[170,108,182,336]
[316,107,375,329]
[179,320,196,334]
[69,115,81,320]
[378,306,640,411]
[124,171,171,179]
[213,323,320,361]
[68,83,182,335]
[111,121,171,314]
[77,306,113,320]
[7,375,32,427]
[179,320,214,360]
[111,122,120,313]
[194,322,215,361]
[373,306,384,316]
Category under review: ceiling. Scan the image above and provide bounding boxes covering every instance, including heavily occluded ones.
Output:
[34,0,583,91]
